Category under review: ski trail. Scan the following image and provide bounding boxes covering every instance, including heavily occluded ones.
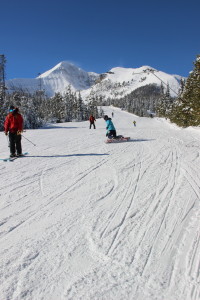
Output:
[0,145,117,240]
[124,141,182,290]
[142,146,182,272]
[106,158,142,255]
[1,110,200,300]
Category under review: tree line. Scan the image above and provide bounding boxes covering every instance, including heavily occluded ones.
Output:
[0,85,104,131]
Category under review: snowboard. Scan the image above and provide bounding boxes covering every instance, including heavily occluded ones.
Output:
[105,136,130,143]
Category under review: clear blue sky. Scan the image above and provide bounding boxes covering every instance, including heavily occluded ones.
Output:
[1,0,199,79]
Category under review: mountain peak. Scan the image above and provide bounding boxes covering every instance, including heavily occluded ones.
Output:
[39,61,82,78]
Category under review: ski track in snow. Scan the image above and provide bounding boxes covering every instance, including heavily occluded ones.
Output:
[0,107,200,300]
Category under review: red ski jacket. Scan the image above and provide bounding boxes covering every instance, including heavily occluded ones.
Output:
[4,112,23,133]
[89,116,95,123]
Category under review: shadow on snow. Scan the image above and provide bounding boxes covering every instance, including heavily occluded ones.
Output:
[130,139,155,142]
[41,126,79,129]
[24,153,109,158]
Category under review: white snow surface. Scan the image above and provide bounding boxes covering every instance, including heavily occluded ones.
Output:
[0,107,200,300]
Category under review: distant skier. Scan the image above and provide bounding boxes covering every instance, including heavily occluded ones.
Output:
[4,106,24,157]
[104,115,117,138]
[112,111,114,117]
[89,115,96,129]
[133,120,136,127]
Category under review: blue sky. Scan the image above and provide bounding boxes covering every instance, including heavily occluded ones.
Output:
[1,0,199,79]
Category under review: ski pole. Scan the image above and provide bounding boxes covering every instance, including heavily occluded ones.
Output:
[21,134,36,146]
[6,135,10,147]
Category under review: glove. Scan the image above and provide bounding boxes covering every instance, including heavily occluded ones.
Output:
[17,131,22,135]
[5,132,8,136]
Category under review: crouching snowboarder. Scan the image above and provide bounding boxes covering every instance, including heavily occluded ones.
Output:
[104,115,117,138]
[104,115,130,143]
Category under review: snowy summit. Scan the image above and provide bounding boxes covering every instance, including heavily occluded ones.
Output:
[38,61,99,93]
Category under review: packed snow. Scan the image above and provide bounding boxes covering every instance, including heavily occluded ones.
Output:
[0,107,200,300]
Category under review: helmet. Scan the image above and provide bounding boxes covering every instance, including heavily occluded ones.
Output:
[12,108,19,115]
[9,105,15,112]
[104,115,108,120]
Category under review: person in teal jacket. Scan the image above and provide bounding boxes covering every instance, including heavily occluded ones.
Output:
[104,115,117,138]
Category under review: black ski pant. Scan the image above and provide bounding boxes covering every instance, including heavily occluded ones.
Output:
[107,130,117,138]
[9,132,22,155]
[90,122,96,129]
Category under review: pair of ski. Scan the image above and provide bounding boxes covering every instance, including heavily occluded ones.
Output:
[0,152,28,162]
[105,136,130,143]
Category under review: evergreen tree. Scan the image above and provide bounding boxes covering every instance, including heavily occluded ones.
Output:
[76,92,84,121]
[169,55,200,127]
[156,83,174,118]
[179,78,186,94]
[87,90,98,117]
[63,85,74,121]
[49,93,64,122]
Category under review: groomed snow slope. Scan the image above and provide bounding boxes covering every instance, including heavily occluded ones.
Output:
[0,107,200,300]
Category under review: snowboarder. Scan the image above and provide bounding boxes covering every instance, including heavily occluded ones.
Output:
[4,106,24,157]
[104,115,117,138]
[89,115,96,129]
[133,120,136,127]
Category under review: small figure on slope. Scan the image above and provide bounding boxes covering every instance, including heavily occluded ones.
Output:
[133,120,136,127]
[4,106,24,157]
[89,115,96,129]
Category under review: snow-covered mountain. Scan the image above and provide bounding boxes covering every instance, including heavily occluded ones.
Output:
[6,61,183,99]
[6,61,99,96]
[82,66,182,100]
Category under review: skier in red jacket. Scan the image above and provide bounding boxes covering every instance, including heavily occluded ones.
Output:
[4,106,24,157]
[89,115,96,129]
